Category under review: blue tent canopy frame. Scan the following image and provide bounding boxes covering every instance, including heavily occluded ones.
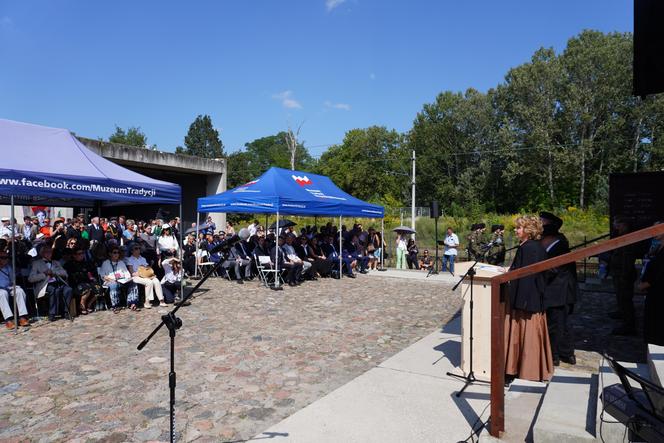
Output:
[196,167,385,286]
[197,167,384,218]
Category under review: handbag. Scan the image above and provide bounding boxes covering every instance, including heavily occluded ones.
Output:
[367,244,376,253]
[138,265,155,279]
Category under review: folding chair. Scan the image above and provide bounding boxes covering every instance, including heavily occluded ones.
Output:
[196,250,218,277]
[256,255,283,287]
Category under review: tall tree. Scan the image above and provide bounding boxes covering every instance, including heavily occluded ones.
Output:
[109,126,148,147]
[316,126,408,206]
[183,115,224,158]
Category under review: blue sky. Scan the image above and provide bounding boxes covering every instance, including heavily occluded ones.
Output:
[0,1,632,157]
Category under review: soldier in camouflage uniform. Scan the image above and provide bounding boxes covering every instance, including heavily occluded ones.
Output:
[467,223,487,261]
[486,224,506,265]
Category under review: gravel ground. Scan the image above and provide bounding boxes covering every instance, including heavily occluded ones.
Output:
[0,274,460,443]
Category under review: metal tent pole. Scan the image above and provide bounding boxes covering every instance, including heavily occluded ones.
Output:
[381,218,385,270]
[339,215,342,278]
[274,211,280,288]
[11,195,18,333]
[194,212,199,278]
[179,204,184,297]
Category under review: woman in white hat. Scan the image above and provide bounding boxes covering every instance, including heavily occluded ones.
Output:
[157,224,179,261]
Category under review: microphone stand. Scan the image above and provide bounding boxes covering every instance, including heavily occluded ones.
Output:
[446,248,492,397]
[137,252,227,443]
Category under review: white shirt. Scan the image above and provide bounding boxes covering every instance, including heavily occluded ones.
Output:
[444,233,459,256]
[100,259,131,281]
[161,258,183,284]
[248,223,257,237]
[125,255,148,273]
[157,235,180,254]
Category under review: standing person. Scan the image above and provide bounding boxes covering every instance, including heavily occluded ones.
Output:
[539,212,577,366]
[87,216,105,243]
[467,223,487,261]
[504,215,553,383]
[486,225,506,266]
[609,217,639,336]
[442,227,459,275]
[406,239,420,269]
[225,222,235,236]
[395,232,408,270]
[639,225,664,345]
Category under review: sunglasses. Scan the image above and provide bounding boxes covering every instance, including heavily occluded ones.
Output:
[111,251,120,254]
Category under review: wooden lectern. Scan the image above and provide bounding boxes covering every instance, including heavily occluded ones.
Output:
[454,261,506,382]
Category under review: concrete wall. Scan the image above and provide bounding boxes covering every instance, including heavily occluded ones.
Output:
[78,137,226,229]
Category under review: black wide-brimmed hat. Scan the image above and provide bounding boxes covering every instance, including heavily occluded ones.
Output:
[540,211,563,230]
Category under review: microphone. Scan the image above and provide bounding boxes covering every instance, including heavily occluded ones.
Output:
[209,235,241,254]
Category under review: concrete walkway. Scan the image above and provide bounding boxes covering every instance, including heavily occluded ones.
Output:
[365,267,459,284]
[257,315,494,443]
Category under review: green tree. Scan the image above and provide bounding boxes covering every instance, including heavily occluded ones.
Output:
[183,115,224,158]
[315,126,408,205]
[109,126,148,147]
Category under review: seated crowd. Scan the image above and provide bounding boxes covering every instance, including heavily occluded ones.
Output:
[197,219,386,287]
[0,213,186,328]
[0,214,385,328]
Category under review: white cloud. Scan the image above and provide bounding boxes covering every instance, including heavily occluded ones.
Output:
[272,90,302,109]
[325,0,346,12]
[324,100,351,111]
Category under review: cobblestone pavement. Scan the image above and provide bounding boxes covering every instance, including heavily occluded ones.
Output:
[0,275,460,443]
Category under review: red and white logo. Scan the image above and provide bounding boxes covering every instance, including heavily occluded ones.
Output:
[240,179,260,187]
[292,175,312,186]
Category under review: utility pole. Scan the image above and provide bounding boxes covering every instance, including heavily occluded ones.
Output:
[411,149,416,239]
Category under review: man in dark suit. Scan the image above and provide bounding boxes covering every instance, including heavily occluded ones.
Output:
[540,212,577,366]
[270,235,302,286]
[234,239,254,280]
[322,235,354,278]
[87,216,105,243]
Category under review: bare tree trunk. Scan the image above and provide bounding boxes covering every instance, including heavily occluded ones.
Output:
[632,117,643,173]
[547,149,554,204]
[284,122,304,170]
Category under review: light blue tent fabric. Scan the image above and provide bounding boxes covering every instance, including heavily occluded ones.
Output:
[0,118,181,205]
[198,167,384,218]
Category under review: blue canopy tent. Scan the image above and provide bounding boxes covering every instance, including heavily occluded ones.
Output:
[0,118,182,331]
[0,118,181,206]
[197,167,385,284]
